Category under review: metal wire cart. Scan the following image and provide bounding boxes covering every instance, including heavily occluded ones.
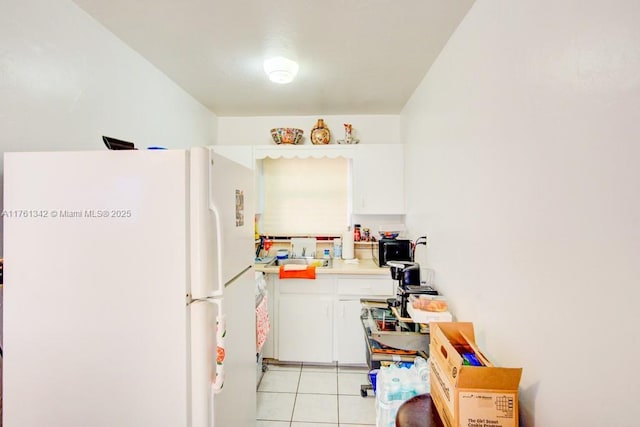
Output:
[359,299,429,397]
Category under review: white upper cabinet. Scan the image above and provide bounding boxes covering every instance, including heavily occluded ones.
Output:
[244,143,405,217]
[352,144,404,214]
[211,145,254,170]
[212,145,263,213]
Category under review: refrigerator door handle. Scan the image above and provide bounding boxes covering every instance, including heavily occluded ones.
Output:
[208,148,224,297]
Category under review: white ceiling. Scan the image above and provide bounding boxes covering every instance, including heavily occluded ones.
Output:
[71,0,475,117]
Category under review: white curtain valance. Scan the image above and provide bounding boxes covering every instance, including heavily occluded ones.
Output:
[253,144,356,160]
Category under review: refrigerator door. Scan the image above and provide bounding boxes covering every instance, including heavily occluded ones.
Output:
[213,268,257,427]
[3,150,191,427]
[190,268,256,427]
[189,297,220,427]
[188,147,256,426]
[189,147,254,299]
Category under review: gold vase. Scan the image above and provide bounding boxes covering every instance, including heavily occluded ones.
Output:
[310,119,331,145]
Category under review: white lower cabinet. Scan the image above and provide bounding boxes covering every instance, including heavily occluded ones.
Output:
[334,299,368,364]
[273,274,394,364]
[277,278,334,363]
[334,276,395,364]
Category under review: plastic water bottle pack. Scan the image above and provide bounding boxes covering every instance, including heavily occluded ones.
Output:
[375,357,430,427]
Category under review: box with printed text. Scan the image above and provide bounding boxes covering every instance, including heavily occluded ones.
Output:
[429,322,522,427]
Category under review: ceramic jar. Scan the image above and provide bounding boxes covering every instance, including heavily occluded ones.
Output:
[310,119,331,145]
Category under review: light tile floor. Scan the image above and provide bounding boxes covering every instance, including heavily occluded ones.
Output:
[257,361,376,427]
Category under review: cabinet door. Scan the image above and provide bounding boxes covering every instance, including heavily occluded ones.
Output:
[335,299,368,365]
[278,294,333,363]
[211,145,254,170]
[335,276,395,365]
[352,144,404,214]
[211,145,262,214]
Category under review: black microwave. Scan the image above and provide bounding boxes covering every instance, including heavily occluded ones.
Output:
[374,238,412,267]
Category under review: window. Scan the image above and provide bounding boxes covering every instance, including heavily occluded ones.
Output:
[261,157,349,236]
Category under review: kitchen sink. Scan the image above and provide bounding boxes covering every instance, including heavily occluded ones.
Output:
[267,258,333,268]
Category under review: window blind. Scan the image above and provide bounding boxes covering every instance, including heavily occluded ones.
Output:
[261,157,349,236]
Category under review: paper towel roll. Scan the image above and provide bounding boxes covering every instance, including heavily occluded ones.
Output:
[342,226,354,260]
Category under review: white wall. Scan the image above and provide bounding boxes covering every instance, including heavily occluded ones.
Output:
[0,0,215,163]
[402,1,640,425]
[0,0,216,264]
[217,115,400,146]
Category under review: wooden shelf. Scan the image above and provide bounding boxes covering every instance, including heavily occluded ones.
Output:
[355,241,377,246]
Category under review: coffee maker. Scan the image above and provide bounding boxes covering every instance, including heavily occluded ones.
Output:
[387,261,438,317]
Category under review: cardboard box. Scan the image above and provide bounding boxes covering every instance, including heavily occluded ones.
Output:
[429,322,522,427]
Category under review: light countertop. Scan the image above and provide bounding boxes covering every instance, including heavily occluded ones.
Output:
[254,258,389,276]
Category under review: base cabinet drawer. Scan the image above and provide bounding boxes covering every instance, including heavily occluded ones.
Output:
[279,278,334,294]
[337,277,394,296]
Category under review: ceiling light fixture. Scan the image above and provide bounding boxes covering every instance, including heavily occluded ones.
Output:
[263,56,299,84]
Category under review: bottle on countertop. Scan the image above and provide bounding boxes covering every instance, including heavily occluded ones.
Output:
[354,224,361,242]
[342,226,355,260]
[333,237,342,259]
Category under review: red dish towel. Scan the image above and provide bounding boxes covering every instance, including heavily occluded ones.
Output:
[279,265,316,279]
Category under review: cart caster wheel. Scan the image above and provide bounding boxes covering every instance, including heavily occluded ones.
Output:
[360,388,367,397]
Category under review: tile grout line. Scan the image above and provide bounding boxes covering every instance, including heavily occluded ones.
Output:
[289,365,302,424]
[259,362,373,426]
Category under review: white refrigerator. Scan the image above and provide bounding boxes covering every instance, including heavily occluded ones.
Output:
[2,147,256,427]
